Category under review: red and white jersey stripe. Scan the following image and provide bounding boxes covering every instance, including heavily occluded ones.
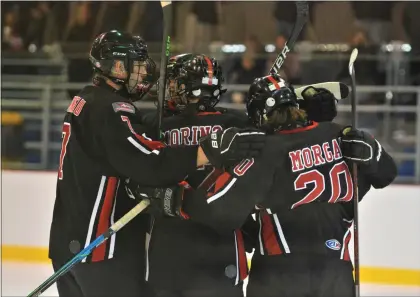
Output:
[82,176,120,263]
[340,219,353,262]
[257,209,290,256]
[233,229,249,285]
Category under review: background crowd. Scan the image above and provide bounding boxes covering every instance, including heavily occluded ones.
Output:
[1,1,418,180]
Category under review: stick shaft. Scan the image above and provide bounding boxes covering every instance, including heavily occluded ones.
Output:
[157,1,173,139]
[349,48,360,297]
[27,200,150,297]
[270,1,309,74]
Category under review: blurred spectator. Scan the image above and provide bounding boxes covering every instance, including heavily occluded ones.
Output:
[227,35,266,84]
[63,2,95,42]
[24,2,52,50]
[225,35,267,103]
[273,1,310,49]
[94,2,130,36]
[184,1,220,52]
[352,2,395,45]
[231,92,245,105]
[136,1,163,42]
[2,6,24,51]
[311,1,356,43]
[228,52,264,85]
[337,29,383,86]
[245,35,267,72]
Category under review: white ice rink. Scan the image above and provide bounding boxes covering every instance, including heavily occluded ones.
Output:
[2,262,420,296]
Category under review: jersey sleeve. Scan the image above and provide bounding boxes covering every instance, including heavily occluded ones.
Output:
[362,147,397,189]
[100,102,198,187]
[182,157,275,233]
[342,147,397,218]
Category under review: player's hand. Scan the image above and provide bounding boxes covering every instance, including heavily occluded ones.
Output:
[299,86,338,122]
[199,127,266,169]
[340,126,382,170]
[125,179,187,218]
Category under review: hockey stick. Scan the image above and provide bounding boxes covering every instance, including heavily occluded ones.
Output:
[157,1,173,139]
[270,1,309,74]
[295,82,349,101]
[27,199,150,297]
[348,48,360,297]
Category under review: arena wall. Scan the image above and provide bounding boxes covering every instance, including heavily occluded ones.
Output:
[2,170,420,286]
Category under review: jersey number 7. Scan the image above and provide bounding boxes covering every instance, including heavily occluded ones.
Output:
[58,122,71,180]
[292,160,354,209]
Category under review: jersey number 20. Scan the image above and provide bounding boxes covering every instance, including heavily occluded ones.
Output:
[292,160,354,209]
[58,122,71,180]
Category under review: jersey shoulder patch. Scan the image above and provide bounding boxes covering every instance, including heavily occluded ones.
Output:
[112,102,136,114]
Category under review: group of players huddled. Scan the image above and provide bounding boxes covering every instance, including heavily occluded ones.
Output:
[48,30,397,297]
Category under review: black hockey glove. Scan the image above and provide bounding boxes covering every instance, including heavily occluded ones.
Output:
[299,86,338,122]
[125,179,186,218]
[199,127,266,169]
[340,126,382,172]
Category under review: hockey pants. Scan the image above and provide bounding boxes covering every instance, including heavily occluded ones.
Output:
[247,254,355,297]
[52,257,155,297]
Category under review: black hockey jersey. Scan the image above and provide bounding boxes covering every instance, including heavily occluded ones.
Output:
[141,109,252,290]
[183,121,396,261]
[49,84,199,263]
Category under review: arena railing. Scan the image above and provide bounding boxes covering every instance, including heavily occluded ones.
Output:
[2,82,420,184]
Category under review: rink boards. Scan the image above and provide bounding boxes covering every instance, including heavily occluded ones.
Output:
[1,170,420,286]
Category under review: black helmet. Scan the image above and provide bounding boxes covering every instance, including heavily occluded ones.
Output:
[165,53,226,113]
[246,74,299,128]
[89,30,157,100]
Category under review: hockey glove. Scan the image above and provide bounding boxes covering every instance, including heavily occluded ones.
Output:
[340,126,382,172]
[125,179,187,218]
[199,127,266,169]
[299,86,338,122]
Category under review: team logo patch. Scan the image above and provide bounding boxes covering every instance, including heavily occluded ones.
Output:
[325,239,341,251]
[112,102,135,114]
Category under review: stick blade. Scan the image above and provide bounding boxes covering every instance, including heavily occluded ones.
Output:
[348,48,358,75]
[161,1,171,8]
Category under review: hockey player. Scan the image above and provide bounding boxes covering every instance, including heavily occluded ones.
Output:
[139,53,250,297]
[134,73,397,297]
[48,31,266,297]
[130,54,344,297]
